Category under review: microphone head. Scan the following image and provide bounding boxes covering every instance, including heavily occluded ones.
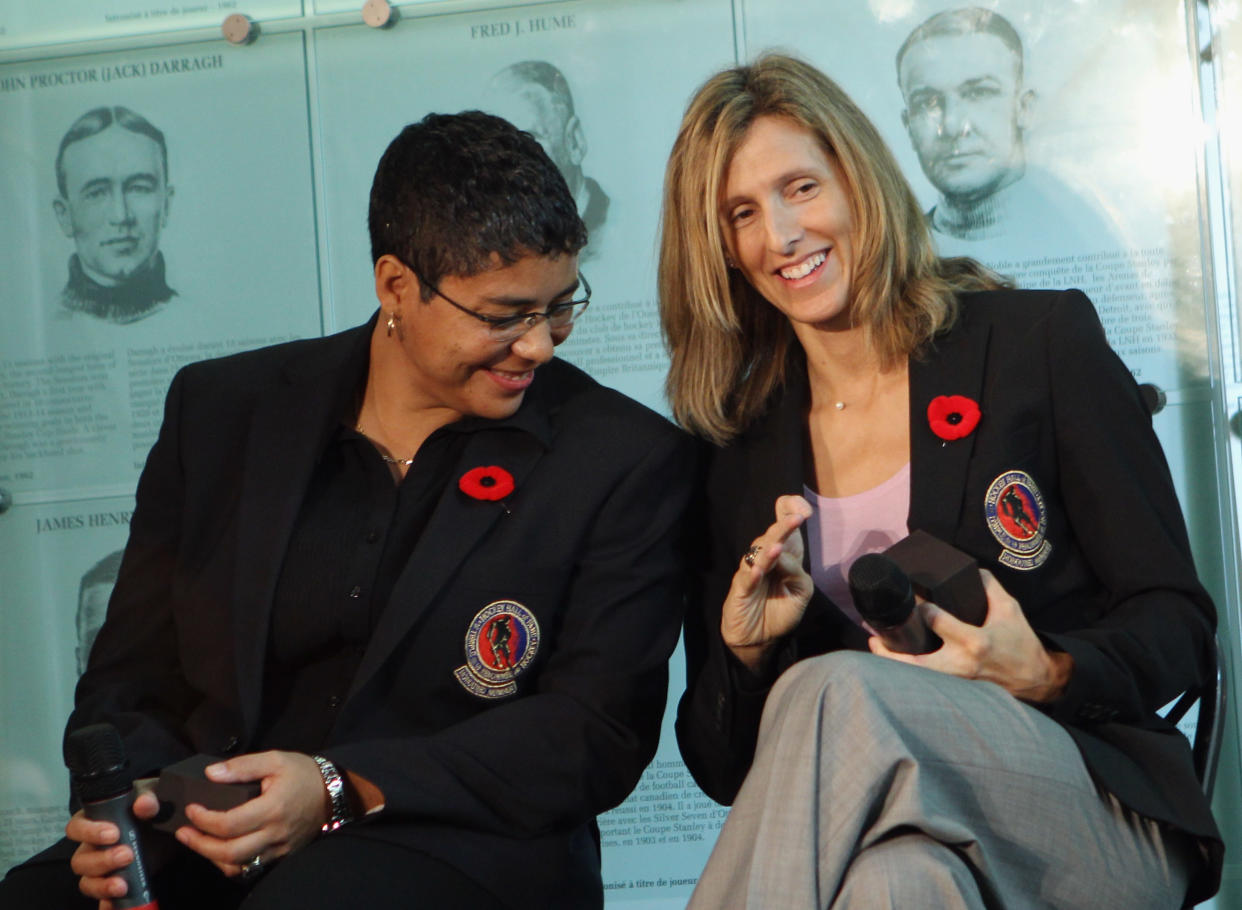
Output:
[65,723,133,803]
[848,553,915,629]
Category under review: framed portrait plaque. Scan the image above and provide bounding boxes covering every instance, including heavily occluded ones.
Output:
[0,32,321,501]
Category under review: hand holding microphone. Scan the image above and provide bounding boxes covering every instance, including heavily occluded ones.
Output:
[848,553,939,655]
[64,723,159,910]
[855,538,1074,703]
[850,531,989,654]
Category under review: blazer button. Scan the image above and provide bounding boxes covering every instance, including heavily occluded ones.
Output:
[223,735,240,754]
[328,695,341,709]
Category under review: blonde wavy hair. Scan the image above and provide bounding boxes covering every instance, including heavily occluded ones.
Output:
[659,54,1006,444]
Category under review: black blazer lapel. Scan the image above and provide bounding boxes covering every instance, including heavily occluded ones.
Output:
[346,425,548,702]
[232,327,370,740]
[747,379,808,530]
[907,313,992,543]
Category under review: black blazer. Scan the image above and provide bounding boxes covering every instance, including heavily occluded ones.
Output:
[676,290,1222,902]
[71,318,695,909]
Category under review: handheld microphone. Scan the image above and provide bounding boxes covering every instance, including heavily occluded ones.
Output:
[848,553,939,655]
[64,723,159,910]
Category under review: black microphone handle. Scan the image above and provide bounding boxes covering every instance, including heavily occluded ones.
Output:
[848,553,940,655]
[868,609,940,655]
[81,792,158,910]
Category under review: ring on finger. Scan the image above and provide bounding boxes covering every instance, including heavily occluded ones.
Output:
[743,544,763,567]
[241,855,265,881]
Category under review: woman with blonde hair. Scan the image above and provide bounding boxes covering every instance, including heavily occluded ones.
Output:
[663,54,1220,908]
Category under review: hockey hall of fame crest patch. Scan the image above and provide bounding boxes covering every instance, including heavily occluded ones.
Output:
[454,599,541,699]
[984,470,1052,571]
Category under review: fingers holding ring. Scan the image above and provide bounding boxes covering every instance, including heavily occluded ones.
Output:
[241,855,266,881]
[743,544,763,568]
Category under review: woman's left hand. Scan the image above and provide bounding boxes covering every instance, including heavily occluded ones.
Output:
[868,569,1074,703]
[174,750,327,876]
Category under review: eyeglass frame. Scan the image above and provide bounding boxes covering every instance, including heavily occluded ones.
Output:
[411,266,591,339]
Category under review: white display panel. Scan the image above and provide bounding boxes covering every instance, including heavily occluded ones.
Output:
[0,496,134,874]
[0,1,300,51]
[313,0,737,417]
[0,33,321,501]
[1206,5,1242,898]
[743,0,1209,391]
[1216,0,1242,385]
[0,1,1235,905]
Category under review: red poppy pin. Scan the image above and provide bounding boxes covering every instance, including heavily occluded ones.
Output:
[459,466,515,502]
[927,395,981,441]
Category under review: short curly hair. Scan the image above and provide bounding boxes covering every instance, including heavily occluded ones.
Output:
[368,111,587,294]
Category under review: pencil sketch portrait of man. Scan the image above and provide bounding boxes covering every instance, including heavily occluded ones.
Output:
[52,106,176,324]
[75,549,123,676]
[485,61,610,250]
[896,8,1035,241]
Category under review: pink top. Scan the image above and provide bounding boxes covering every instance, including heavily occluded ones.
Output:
[804,462,911,628]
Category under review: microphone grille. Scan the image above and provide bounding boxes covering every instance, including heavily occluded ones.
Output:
[848,553,914,627]
[64,723,132,802]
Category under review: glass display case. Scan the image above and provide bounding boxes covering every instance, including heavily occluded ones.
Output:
[0,3,1237,906]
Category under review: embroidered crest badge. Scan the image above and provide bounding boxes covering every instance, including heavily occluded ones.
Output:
[454,600,541,699]
[984,470,1052,570]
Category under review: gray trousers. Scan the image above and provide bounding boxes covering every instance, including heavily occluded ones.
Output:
[687,652,1195,909]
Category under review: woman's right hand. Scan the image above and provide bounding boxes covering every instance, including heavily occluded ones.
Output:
[722,494,815,672]
[66,784,160,908]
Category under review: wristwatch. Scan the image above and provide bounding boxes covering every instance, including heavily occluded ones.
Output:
[312,754,353,833]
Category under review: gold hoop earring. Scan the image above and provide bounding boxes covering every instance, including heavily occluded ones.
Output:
[386,311,398,337]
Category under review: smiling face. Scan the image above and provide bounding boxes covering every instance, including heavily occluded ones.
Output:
[899,32,1031,203]
[53,125,172,286]
[720,115,855,331]
[380,251,580,422]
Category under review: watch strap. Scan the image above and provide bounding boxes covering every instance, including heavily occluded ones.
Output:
[312,754,353,833]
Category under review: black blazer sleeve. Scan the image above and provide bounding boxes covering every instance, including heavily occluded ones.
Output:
[69,367,199,781]
[674,452,782,805]
[674,389,859,805]
[1028,291,1215,725]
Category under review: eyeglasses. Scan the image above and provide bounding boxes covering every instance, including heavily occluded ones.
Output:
[414,269,591,343]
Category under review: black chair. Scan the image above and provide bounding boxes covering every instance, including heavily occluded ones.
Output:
[1163,635,1227,798]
